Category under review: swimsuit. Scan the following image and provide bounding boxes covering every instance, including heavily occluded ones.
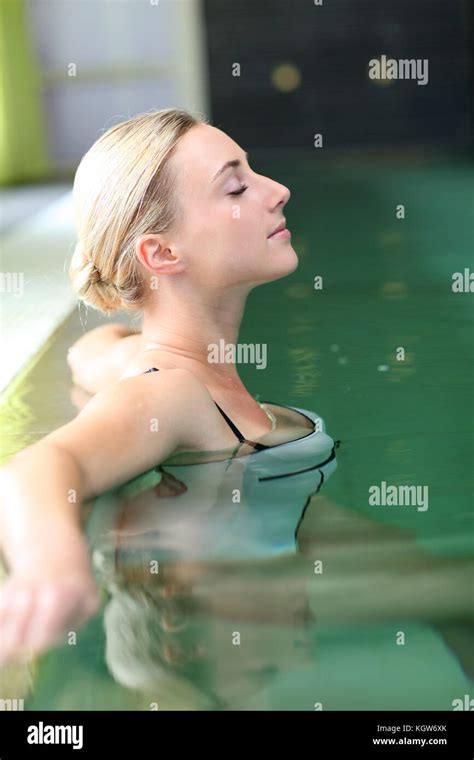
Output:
[86,367,340,568]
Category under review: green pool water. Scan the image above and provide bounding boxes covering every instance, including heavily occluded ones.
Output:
[1,154,473,710]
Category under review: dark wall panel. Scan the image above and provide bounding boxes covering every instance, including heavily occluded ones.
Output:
[204,0,471,152]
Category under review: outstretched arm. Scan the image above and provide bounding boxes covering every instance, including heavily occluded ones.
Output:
[0,367,209,662]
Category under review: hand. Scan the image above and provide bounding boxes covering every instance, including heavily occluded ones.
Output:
[0,568,100,663]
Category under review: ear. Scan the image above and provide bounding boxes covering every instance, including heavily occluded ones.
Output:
[135,234,185,276]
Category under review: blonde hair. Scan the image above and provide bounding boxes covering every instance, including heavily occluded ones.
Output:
[103,586,222,710]
[69,107,206,314]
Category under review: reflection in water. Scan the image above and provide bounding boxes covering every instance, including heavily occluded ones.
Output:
[90,513,474,709]
[84,427,474,711]
[85,403,339,709]
[98,558,318,710]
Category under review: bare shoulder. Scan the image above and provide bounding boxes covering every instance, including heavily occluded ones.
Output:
[118,345,181,379]
[46,367,217,498]
[68,324,142,393]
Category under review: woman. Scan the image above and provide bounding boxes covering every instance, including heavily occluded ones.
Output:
[0,107,338,662]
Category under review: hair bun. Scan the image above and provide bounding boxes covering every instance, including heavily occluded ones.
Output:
[90,263,105,284]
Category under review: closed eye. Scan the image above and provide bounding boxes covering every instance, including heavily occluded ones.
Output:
[229,184,248,196]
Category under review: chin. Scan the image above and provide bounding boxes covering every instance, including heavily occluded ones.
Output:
[252,248,298,287]
[286,246,299,273]
[272,245,299,278]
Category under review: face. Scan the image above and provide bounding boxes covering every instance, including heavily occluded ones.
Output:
[161,124,299,290]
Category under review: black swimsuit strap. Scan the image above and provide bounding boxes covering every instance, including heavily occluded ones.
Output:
[143,366,270,451]
[213,402,245,443]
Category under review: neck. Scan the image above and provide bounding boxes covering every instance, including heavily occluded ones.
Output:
[140,280,251,386]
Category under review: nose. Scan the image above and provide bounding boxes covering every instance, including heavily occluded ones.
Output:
[269,178,291,210]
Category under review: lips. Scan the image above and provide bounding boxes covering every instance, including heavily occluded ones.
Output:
[268,219,286,238]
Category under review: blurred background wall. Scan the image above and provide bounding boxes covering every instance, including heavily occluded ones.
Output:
[204,0,472,154]
[0,0,209,186]
[0,0,471,190]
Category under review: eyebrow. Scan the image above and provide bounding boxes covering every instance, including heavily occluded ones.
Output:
[212,151,249,182]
